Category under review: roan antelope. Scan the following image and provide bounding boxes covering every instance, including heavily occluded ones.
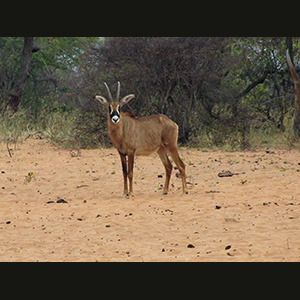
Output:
[95,82,188,197]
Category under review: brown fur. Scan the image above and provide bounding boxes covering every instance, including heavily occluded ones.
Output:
[96,92,188,197]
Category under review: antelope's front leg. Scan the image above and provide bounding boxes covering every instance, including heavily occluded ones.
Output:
[127,154,134,197]
[119,152,129,198]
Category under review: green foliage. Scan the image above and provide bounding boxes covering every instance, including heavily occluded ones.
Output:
[0,37,300,150]
[34,37,97,70]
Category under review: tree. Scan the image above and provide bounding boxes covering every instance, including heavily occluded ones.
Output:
[287,46,300,138]
[7,37,40,113]
[77,37,232,143]
[0,37,99,116]
[231,37,300,132]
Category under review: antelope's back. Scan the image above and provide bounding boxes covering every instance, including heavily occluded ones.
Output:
[134,114,178,155]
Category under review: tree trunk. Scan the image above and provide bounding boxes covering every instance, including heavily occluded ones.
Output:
[286,49,300,139]
[7,37,36,113]
[286,37,294,64]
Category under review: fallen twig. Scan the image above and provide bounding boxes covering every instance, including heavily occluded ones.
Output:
[25,131,45,141]
[6,141,12,157]
[218,170,245,178]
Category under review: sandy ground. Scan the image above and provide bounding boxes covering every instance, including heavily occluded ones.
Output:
[1,138,300,262]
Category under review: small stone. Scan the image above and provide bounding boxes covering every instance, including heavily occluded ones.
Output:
[57,199,68,203]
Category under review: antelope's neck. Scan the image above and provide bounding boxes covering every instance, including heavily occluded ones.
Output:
[108,119,123,150]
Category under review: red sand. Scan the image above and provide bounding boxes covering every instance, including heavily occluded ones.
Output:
[0,139,300,261]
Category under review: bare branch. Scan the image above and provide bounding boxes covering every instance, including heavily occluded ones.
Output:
[238,70,269,99]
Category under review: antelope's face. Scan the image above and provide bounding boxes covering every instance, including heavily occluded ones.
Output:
[109,103,121,124]
[95,82,136,124]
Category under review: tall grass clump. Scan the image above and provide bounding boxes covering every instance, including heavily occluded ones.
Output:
[0,103,110,150]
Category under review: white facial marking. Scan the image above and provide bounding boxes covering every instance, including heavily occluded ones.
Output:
[111,115,120,123]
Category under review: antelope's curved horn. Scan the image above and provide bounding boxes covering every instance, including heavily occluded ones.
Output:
[116,81,121,101]
[104,82,113,102]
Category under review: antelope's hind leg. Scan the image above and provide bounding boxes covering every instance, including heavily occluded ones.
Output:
[119,152,129,198]
[166,146,188,194]
[157,147,172,195]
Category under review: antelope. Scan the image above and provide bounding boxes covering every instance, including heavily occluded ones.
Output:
[95,82,188,197]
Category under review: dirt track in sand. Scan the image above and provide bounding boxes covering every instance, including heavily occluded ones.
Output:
[1,139,300,261]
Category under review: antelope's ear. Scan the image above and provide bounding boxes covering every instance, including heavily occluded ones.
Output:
[119,94,135,107]
[95,95,109,106]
